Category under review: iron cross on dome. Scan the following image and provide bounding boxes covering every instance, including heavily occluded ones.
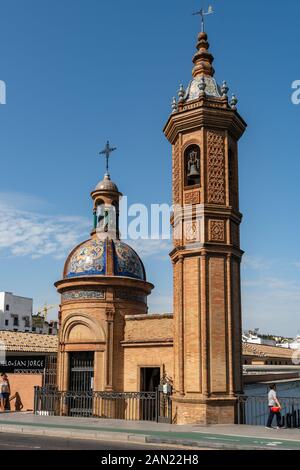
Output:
[99,141,117,176]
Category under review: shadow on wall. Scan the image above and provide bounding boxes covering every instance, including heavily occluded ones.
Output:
[5,392,24,412]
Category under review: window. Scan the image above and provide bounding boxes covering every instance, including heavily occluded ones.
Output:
[184,145,200,187]
[23,316,30,328]
[5,319,8,326]
[96,201,116,233]
[13,316,19,327]
[5,304,9,311]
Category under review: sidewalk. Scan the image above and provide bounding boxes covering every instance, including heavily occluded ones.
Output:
[0,412,299,450]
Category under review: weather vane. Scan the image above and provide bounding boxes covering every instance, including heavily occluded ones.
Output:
[99,140,117,176]
[193,5,214,32]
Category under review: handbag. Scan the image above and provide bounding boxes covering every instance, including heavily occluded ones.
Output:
[271,406,281,413]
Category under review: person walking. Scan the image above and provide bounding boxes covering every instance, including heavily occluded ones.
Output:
[0,373,11,412]
[266,384,282,429]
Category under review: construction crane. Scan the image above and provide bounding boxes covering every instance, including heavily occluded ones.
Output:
[34,304,59,321]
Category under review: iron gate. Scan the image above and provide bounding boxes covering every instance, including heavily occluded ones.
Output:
[69,352,94,417]
[156,385,172,423]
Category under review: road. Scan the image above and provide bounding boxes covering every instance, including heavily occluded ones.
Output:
[0,432,190,450]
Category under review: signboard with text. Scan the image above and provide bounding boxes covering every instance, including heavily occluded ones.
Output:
[0,356,46,373]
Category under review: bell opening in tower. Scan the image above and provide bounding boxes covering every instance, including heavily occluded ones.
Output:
[184,145,201,187]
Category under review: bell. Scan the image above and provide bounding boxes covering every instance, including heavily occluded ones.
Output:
[188,161,200,180]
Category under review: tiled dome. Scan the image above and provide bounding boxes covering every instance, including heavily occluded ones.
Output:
[64,238,146,281]
[65,239,106,278]
[113,240,145,280]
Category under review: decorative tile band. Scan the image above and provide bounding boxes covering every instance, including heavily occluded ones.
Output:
[62,290,106,302]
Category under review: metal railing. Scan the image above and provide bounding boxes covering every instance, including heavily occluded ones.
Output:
[34,387,158,421]
[237,395,300,427]
[43,355,57,388]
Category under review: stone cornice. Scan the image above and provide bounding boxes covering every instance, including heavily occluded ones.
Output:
[169,245,244,262]
[163,103,247,144]
[125,313,173,321]
[121,339,173,348]
[172,205,243,225]
[55,276,154,295]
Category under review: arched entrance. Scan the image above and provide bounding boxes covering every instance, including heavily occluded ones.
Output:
[58,314,106,416]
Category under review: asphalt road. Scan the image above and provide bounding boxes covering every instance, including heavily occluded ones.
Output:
[0,432,186,450]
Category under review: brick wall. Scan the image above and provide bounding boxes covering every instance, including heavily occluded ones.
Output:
[124,314,173,342]
[6,374,43,411]
[123,314,174,391]
[123,345,174,391]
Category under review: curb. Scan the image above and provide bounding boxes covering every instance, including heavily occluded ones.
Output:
[0,424,288,450]
[145,436,280,451]
[0,425,148,444]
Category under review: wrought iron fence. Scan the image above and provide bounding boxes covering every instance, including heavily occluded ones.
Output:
[34,387,159,421]
[43,355,57,388]
[237,395,300,427]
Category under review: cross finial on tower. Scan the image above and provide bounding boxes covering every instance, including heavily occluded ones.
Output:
[193,5,214,32]
[99,141,117,176]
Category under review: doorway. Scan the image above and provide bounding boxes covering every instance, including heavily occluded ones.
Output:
[140,367,161,392]
[140,367,160,421]
[68,351,94,417]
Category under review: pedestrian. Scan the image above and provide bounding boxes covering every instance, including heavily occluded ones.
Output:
[266,384,282,429]
[0,373,11,412]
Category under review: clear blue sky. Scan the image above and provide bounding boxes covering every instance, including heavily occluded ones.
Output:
[0,0,299,336]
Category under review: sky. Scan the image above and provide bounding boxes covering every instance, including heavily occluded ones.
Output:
[0,0,299,337]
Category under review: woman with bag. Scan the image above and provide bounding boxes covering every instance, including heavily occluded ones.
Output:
[0,373,11,412]
[266,384,282,429]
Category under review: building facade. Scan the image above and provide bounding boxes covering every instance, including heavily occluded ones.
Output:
[56,29,247,425]
[0,330,57,411]
[0,292,33,332]
[0,292,58,335]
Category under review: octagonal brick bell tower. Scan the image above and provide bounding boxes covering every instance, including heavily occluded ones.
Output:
[164,30,247,424]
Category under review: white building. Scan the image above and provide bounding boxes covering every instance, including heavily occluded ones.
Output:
[0,292,33,332]
[0,292,59,335]
[242,332,276,347]
[277,335,300,350]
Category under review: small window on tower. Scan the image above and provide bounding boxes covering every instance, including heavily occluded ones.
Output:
[96,202,116,233]
[184,145,200,187]
[5,304,9,311]
[96,201,106,231]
